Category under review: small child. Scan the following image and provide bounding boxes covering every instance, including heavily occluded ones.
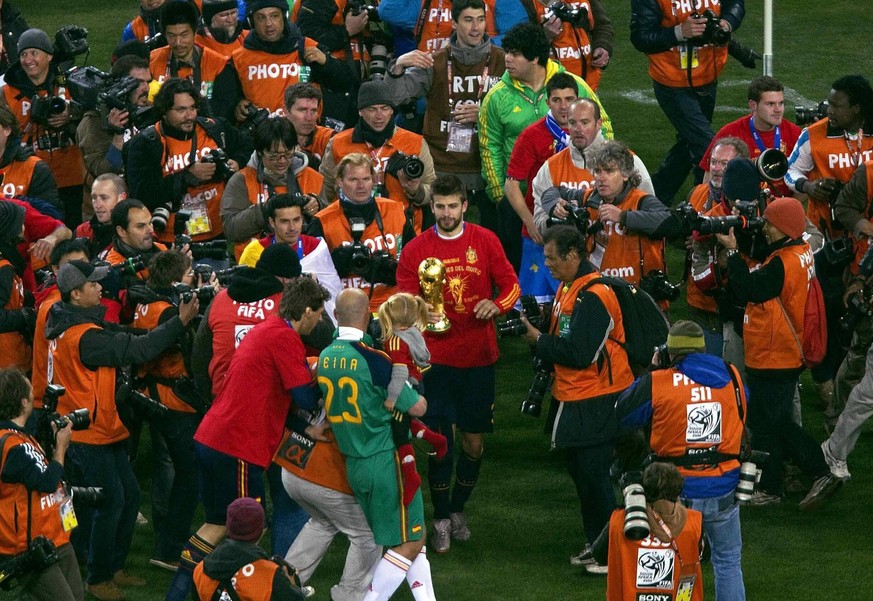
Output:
[378,293,448,505]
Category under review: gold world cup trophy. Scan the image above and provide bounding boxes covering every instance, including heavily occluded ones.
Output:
[418,257,451,332]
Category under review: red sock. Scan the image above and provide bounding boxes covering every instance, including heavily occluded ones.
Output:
[411,420,448,460]
[398,444,421,505]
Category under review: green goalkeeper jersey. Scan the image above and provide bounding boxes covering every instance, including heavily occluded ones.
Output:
[318,338,419,459]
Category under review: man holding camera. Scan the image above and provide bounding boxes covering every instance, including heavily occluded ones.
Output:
[616,320,748,601]
[528,0,613,91]
[76,55,153,188]
[0,104,59,209]
[0,368,83,601]
[321,79,436,233]
[310,153,410,313]
[699,76,800,197]
[1,28,86,227]
[131,251,206,571]
[630,0,745,206]
[520,224,633,571]
[221,117,324,258]
[396,174,518,553]
[100,199,168,290]
[211,0,354,125]
[45,259,197,601]
[719,197,841,510]
[126,77,250,247]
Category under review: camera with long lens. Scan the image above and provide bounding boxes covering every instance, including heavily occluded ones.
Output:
[0,536,58,592]
[689,9,731,46]
[621,472,649,540]
[795,100,829,127]
[116,372,169,420]
[497,295,542,337]
[29,95,68,127]
[384,151,425,181]
[202,148,234,182]
[36,384,90,458]
[519,358,552,418]
[368,44,389,79]
[171,212,232,261]
[109,255,146,277]
[693,196,764,236]
[35,130,73,151]
[173,282,217,305]
[241,103,269,136]
[640,270,681,303]
[70,486,105,505]
[206,264,244,285]
[546,1,589,28]
[734,450,770,502]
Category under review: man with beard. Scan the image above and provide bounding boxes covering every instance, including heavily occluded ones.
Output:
[385,0,504,188]
[320,80,436,233]
[101,199,167,287]
[395,174,519,553]
[211,0,354,124]
[196,0,247,58]
[125,78,250,246]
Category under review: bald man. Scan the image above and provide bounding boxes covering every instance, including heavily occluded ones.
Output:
[320,288,433,601]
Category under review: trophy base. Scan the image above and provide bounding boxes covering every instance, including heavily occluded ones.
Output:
[427,317,451,333]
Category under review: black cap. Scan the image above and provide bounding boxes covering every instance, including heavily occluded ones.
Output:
[256,243,302,278]
[722,158,761,203]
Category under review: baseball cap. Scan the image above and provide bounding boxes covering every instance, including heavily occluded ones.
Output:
[57,260,109,294]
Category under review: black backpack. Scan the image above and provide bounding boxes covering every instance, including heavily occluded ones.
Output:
[580,276,669,374]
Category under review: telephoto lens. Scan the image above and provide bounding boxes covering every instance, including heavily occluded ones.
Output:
[734,461,758,502]
[622,482,650,540]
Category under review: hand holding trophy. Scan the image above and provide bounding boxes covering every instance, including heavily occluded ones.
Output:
[418,257,451,332]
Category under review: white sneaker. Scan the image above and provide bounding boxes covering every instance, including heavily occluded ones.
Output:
[570,544,596,566]
[431,519,451,553]
[449,512,470,541]
[821,441,851,481]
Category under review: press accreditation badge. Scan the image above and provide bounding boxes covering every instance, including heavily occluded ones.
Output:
[58,486,78,532]
[675,574,696,601]
[446,121,475,154]
[679,46,699,70]
[559,313,571,337]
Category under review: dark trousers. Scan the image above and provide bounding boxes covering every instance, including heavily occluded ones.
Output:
[651,80,717,206]
[745,371,830,495]
[497,198,522,273]
[566,442,617,544]
[67,441,141,584]
[150,411,200,561]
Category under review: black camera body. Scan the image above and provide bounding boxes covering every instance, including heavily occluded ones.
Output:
[173,282,217,305]
[116,372,169,420]
[689,9,731,46]
[109,255,146,277]
[795,100,829,127]
[546,1,589,29]
[640,270,681,303]
[29,95,67,127]
[37,385,90,457]
[348,0,380,21]
[384,151,425,181]
[241,103,270,136]
[498,295,542,338]
[0,536,58,591]
[53,25,89,62]
[202,148,234,182]
[653,343,671,368]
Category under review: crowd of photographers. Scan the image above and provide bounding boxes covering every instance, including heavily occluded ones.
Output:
[1,0,873,599]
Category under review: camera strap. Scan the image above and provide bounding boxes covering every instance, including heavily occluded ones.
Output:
[724,360,753,456]
[168,47,203,91]
[413,0,436,47]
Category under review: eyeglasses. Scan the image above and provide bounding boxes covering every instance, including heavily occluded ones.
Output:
[262,150,293,161]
